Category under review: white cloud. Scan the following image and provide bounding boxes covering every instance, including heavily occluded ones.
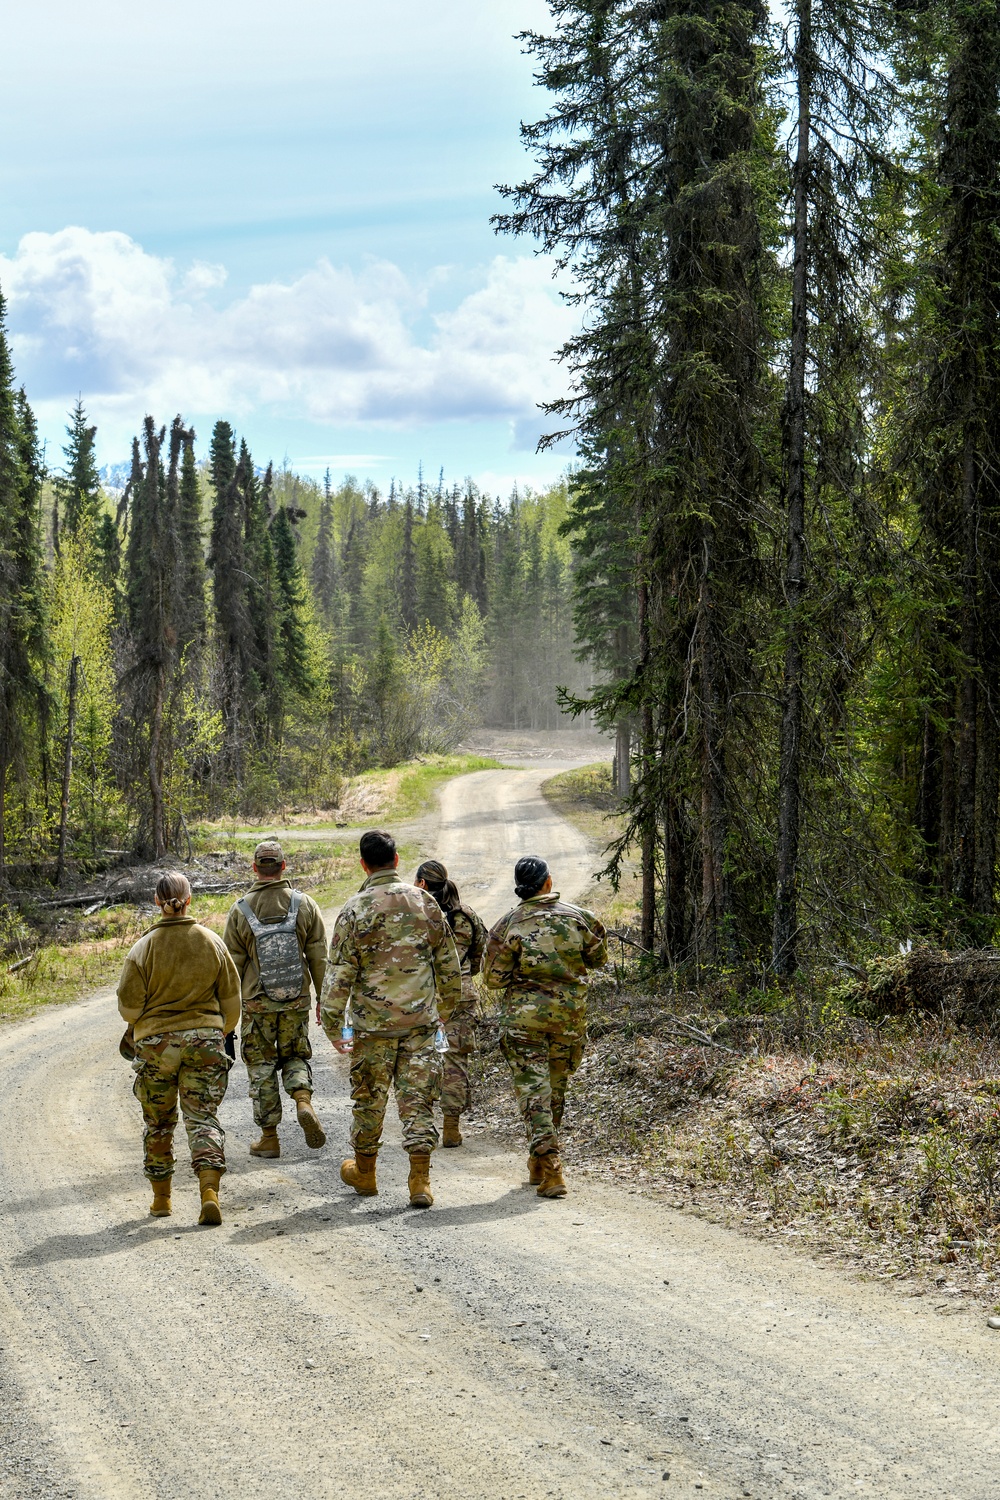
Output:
[0,227,576,448]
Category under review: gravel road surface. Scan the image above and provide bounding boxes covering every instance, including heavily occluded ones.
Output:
[1,761,998,1499]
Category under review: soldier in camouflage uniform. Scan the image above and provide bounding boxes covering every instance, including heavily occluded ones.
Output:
[321,829,462,1207]
[415,859,487,1148]
[484,854,608,1198]
[223,840,328,1159]
[117,872,241,1225]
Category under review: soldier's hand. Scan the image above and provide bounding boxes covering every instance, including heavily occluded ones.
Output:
[331,1037,353,1055]
[315,1001,321,1025]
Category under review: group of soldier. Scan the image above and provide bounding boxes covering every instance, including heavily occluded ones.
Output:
[116,828,608,1225]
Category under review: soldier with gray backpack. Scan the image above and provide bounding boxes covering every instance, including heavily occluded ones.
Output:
[223,841,329,1158]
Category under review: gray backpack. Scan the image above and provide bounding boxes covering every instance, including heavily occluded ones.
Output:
[237,891,304,1001]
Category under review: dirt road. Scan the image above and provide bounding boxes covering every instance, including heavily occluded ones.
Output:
[1,760,998,1499]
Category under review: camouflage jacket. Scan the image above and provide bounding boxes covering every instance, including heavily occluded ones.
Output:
[320,871,463,1038]
[449,905,487,1010]
[483,892,608,1037]
[223,878,327,1015]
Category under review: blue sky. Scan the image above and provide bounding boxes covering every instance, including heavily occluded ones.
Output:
[0,0,577,496]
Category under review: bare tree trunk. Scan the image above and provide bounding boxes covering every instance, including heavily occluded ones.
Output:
[638,574,656,951]
[663,791,687,963]
[149,665,167,859]
[699,565,732,961]
[954,439,979,906]
[0,756,7,884]
[55,655,80,886]
[772,0,811,977]
[615,721,631,797]
[974,485,1000,913]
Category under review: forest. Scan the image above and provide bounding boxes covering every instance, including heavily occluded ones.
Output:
[491,0,1000,973]
[0,370,584,881]
[3,0,1000,979]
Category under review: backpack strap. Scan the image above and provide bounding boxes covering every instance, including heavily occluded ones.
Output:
[237,890,302,936]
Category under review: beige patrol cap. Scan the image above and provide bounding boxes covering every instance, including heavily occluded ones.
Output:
[254,839,285,865]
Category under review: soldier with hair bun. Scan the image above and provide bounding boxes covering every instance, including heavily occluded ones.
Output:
[117,872,241,1225]
[415,859,487,1148]
[484,855,607,1199]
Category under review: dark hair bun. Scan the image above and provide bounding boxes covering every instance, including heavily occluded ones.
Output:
[514,855,549,899]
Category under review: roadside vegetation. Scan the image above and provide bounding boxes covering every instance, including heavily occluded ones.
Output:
[523,764,1000,1305]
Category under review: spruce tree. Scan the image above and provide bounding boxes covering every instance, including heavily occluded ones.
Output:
[0,336,47,879]
[886,0,1000,934]
[176,424,207,656]
[57,397,102,539]
[771,0,896,973]
[208,420,253,759]
[271,505,314,702]
[311,467,337,621]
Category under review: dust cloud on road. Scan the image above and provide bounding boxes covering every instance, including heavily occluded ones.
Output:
[1,746,998,1499]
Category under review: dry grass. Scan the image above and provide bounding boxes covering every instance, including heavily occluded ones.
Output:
[540,762,641,930]
[0,837,411,1029]
[471,979,1000,1308]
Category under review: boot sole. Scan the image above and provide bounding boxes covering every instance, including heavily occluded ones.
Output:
[198,1202,222,1226]
[537,1185,568,1199]
[441,1140,462,1148]
[250,1146,280,1158]
[149,1207,172,1218]
[409,1193,433,1208]
[297,1113,327,1150]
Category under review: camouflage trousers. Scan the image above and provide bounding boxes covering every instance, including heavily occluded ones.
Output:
[441,1007,478,1116]
[132,1028,231,1180]
[349,1026,442,1156]
[499,1028,586,1158]
[240,1009,313,1128]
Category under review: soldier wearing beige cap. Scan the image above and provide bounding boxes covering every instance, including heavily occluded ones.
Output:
[223,841,328,1158]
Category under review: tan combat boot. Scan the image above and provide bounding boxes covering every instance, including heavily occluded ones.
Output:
[292,1090,326,1150]
[149,1179,172,1217]
[408,1152,433,1208]
[536,1153,567,1199]
[442,1113,463,1148]
[250,1126,280,1158]
[340,1152,378,1196]
[198,1168,223,1226]
[528,1154,543,1187]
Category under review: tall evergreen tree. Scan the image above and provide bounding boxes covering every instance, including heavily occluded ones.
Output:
[271,504,314,703]
[0,320,47,879]
[208,420,254,760]
[311,467,337,621]
[886,0,1000,934]
[57,397,102,540]
[176,424,207,656]
[122,418,172,856]
[771,0,896,973]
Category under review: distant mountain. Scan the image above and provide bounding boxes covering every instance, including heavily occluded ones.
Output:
[99,461,131,495]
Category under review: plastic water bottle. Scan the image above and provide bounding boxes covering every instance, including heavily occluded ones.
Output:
[434,1024,450,1054]
[341,1021,354,1051]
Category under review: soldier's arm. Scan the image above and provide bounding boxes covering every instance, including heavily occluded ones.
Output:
[215,939,242,1034]
[319,910,358,1038]
[222,905,250,980]
[482,917,518,990]
[431,918,463,1023]
[116,945,148,1025]
[581,912,609,970]
[300,896,328,997]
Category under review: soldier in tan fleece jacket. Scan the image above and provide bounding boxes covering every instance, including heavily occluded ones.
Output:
[117,872,241,1225]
